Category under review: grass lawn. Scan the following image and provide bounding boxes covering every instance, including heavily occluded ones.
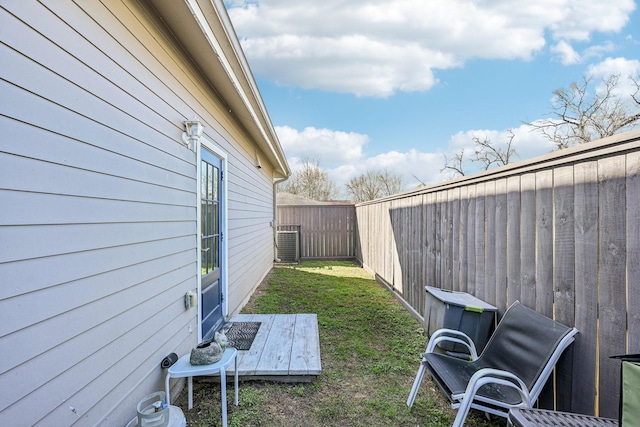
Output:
[177,260,503,426]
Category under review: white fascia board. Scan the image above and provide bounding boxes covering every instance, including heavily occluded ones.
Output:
[185,0,290,178]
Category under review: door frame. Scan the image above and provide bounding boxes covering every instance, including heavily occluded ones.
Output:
[196,137,228,341]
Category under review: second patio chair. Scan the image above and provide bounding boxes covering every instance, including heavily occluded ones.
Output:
[407,301,578,427]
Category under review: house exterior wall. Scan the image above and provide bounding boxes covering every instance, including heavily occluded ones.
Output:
[0,1,280,425]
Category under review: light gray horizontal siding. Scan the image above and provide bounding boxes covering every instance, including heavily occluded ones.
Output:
[0,235,193,300]
[1,1,278,425]
[226,162,275,315]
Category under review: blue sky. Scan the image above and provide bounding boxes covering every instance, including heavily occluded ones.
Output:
[225,0,640,193]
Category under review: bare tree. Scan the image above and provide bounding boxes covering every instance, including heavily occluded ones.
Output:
[529,74,640,149]
[345,168,403,202]
[377,168,403,196]
[279,158,339,201]
[441,149,467,177]
[473,129,517,169]
[412,174,428,188]
[441,130,517,178]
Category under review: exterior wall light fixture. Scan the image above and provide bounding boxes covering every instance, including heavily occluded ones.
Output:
[182,118,204,150]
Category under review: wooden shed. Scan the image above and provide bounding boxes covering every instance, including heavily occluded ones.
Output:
[0,0,289,425]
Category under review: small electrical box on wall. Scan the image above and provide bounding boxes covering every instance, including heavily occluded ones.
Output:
[185,291,198,309]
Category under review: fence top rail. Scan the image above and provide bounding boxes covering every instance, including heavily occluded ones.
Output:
[357,129,640,207]
[277,204,356,208]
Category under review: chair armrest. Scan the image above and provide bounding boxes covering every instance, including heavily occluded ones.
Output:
[452,368,532,427]
[425,328,478,360]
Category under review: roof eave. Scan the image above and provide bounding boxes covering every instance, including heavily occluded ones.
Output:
[147,0,290,178]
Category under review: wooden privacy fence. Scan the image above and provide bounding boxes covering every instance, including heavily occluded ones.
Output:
[355,131,640,419]
[277,204,356,260]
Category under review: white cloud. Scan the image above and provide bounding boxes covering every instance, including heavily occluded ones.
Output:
[547,0,635,41]
[276,124,555,195]
[587,57,640,79]
[276,124,447,192]
[227,0,636,97]
[275,126,368,167]
[583,42,616,60]
[587,57,640,106]
[551,40,617,65]
[551,41,581,65]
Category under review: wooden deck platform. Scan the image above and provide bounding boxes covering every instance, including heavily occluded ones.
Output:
[224,313,321,382]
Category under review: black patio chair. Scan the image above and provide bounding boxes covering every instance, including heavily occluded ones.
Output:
[407,301,578,427]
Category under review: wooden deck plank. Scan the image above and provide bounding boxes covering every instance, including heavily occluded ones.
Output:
[235,314,274,375]
[255,315,295,375]
[225,313,321,380]
[225,313,261,372]
[289,314,322,375]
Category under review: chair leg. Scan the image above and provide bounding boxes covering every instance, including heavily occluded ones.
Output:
[221,368,228,427]
[165,373,171,406]
[452,396,473,427]
[233,353,239,406]
[407,361,426,408]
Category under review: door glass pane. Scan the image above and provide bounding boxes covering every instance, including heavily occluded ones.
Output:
[201,237,210,275]
[213,236,219,269]
[212,202,218,235]
[200,152,220,279]
[201,160,207,197]
[208,164,214,199]
[212,166,219,200]
[201,201,206,237]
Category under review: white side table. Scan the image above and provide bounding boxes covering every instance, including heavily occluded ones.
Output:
[165,347,238,427]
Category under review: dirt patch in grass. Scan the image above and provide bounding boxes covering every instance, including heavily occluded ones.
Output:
[176,261,502,427]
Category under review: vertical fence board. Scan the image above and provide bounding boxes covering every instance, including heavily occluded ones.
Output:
[628,151,640,354]
[404,198,413,304]
[554,166,576,325]
[388,201,395,284]
[573,161,599,415]
[466,184,477,296]
[459,186,469,294]
[392,199,403,292]
[598,156,628,420]
[419,194,428,313]
[425,193,436,287]
[535,170,554,317]
[436,191,445,288]
[475,183,486,299]
[535,169,555,409]
[451,188,461,291]
[495,178,508,312]
[553,165,576,412]
[444,191,453,290]
[520,173,537,309]
[440,193,448,289]
[414,196,425,310]
[484,181,497,306]
[507,176,521,307]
